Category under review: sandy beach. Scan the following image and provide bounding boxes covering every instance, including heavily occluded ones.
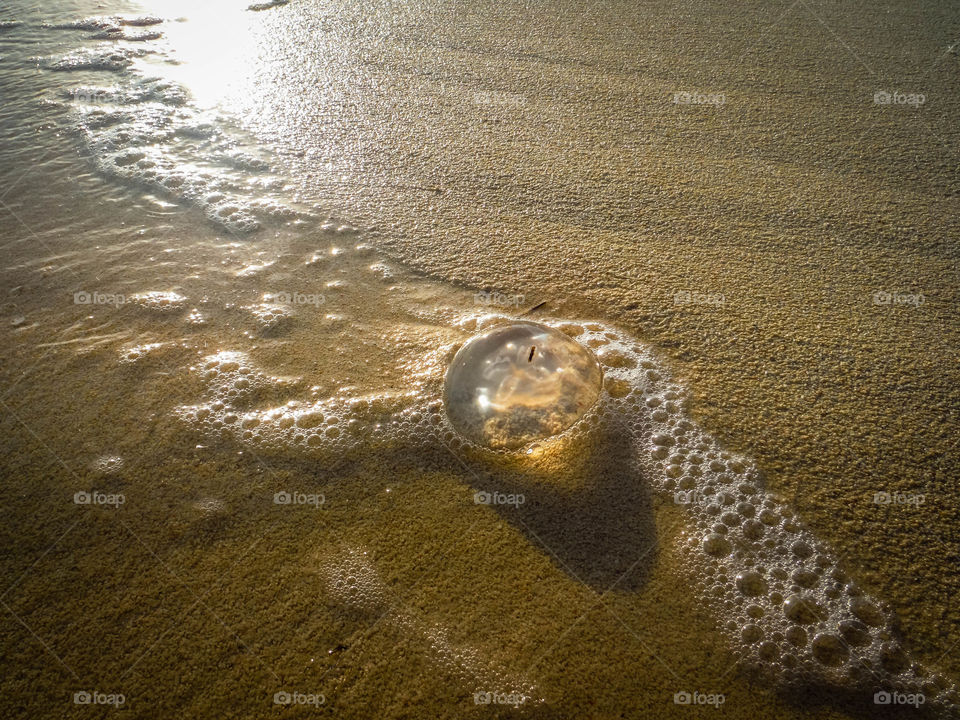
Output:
[1,0,958,717]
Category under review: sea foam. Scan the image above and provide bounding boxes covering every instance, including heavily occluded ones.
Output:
[172,314,958,713]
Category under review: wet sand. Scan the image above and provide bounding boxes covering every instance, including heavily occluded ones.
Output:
[1,0,959,718]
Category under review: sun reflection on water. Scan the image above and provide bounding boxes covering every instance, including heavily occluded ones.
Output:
[131,0,268,111]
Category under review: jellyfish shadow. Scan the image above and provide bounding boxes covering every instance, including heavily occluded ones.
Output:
[291,409,658,593]
[453,416,658,594]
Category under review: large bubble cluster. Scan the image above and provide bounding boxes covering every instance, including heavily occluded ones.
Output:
[175,351,443,460]
[567,321,957,708]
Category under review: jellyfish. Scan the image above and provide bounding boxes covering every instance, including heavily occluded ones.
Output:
[443,321,603,450]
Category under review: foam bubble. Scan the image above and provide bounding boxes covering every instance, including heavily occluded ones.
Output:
[46,46,151,72]
[91,29,162,42]
[92,455,124,475]
[368,262,395,280]
[119,341,168,363]
[244,301,294,335]
[192,497,227,515]
[45,16,163,32]
[128,291,186,312]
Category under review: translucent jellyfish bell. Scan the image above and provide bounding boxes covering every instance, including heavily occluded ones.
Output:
[444,321,603,450]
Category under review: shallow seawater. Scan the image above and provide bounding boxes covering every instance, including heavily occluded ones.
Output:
[1,0,958,718]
